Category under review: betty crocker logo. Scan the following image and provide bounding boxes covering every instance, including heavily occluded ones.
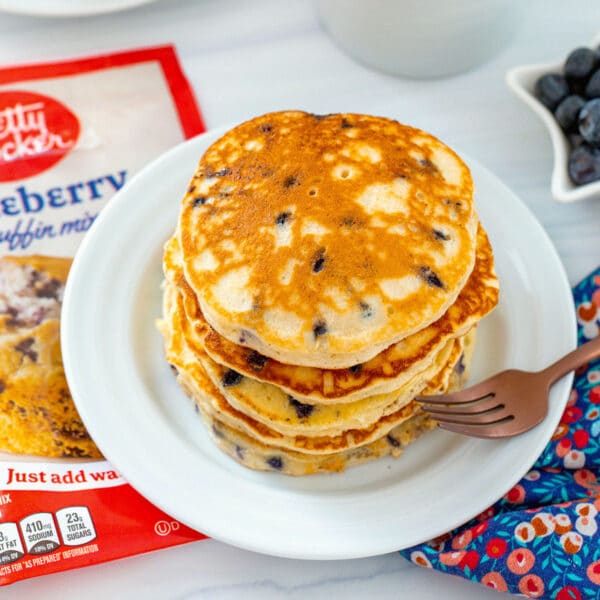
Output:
[0,90,80,182]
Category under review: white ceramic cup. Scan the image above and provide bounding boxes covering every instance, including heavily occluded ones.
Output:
[316,0,517,79]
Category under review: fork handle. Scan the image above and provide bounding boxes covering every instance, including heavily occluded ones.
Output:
[541,335,600,384]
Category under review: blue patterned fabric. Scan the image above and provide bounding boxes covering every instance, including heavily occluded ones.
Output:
[401,268,600,599]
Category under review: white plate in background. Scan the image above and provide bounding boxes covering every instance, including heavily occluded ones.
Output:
[0,0,158,17]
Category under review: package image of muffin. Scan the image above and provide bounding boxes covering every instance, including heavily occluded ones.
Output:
[0,254,100,458]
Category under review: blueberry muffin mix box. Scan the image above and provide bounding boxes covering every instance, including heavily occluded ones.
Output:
[0,46,207,585]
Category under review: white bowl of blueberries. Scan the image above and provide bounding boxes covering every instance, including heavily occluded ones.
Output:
[506,40,600,203]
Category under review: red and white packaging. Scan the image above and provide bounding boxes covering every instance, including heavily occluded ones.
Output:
[0,46,207,586]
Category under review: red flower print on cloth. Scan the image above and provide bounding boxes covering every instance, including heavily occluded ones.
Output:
[402,267,600,599]
[458,550,480,571]
[556,586,583,600]
[587,560,600,585]
[486,538,507,558]
[481,571,508,592]
[518,574,545,598]
[507,548,535,574]
[439,550,465,566]
[505,484,526,504]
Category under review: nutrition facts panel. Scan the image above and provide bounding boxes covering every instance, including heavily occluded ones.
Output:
[19,513,60,555]
[0,523,25,564]
[19,512,60,554]
[0,506,99,563]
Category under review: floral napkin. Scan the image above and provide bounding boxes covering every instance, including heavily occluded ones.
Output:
[401,267,600,599]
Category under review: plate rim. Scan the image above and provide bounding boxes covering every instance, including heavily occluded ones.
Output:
[62,126,577,560]
[0,0,157,17]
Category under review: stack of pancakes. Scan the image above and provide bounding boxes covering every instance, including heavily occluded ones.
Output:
[159,111,499,476]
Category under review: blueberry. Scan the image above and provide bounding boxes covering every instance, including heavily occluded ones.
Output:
[312,256,325,272]
[565,47,597,81]
[266,456,283,470]
[313,320,327,338]
[192,196,207,207]
[568,133,584,148]
[419,266,444,289]
[432,228,449,241]
[246,350,268,371]
[534,74,569,110]
[585,70,600,98]
[554,95,586,132]
[569,79,587,98]
[386,434,401,448]
[211,424,224,439]
[419,158,437,172]
[289,397,315,419]
[568,143,600,185]
[454,354,466,375]
[222,369,243,387]
[579,99,600,145]
[348,364,362,374]
[275,211,291,226]
[359,301,372,318]
[312,248,326,273]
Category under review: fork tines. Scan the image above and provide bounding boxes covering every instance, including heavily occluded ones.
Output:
[416,392,516,437]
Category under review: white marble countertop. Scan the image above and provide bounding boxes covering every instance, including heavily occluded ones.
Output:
[3,0,600,597]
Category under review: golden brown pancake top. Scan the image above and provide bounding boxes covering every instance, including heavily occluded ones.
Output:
[179,111,477,366]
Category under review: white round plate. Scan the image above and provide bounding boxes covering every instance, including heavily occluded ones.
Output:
[0,0,158,17]
[62,127,576,560]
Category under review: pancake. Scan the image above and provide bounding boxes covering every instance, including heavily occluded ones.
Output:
[449,323,476,390]
[182,349,472,475]
[203,410,437,476]
[160,309,471,456]
[172,352,423,455]
[183,353,471,476]
[162,280,462,437]
[197,335,458,438]
[163,224,497,402]
[0,254,101,458]
[178,111,478,368]
[424,327,474,394]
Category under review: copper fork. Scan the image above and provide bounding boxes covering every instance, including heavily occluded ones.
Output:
[416,335,600,439]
